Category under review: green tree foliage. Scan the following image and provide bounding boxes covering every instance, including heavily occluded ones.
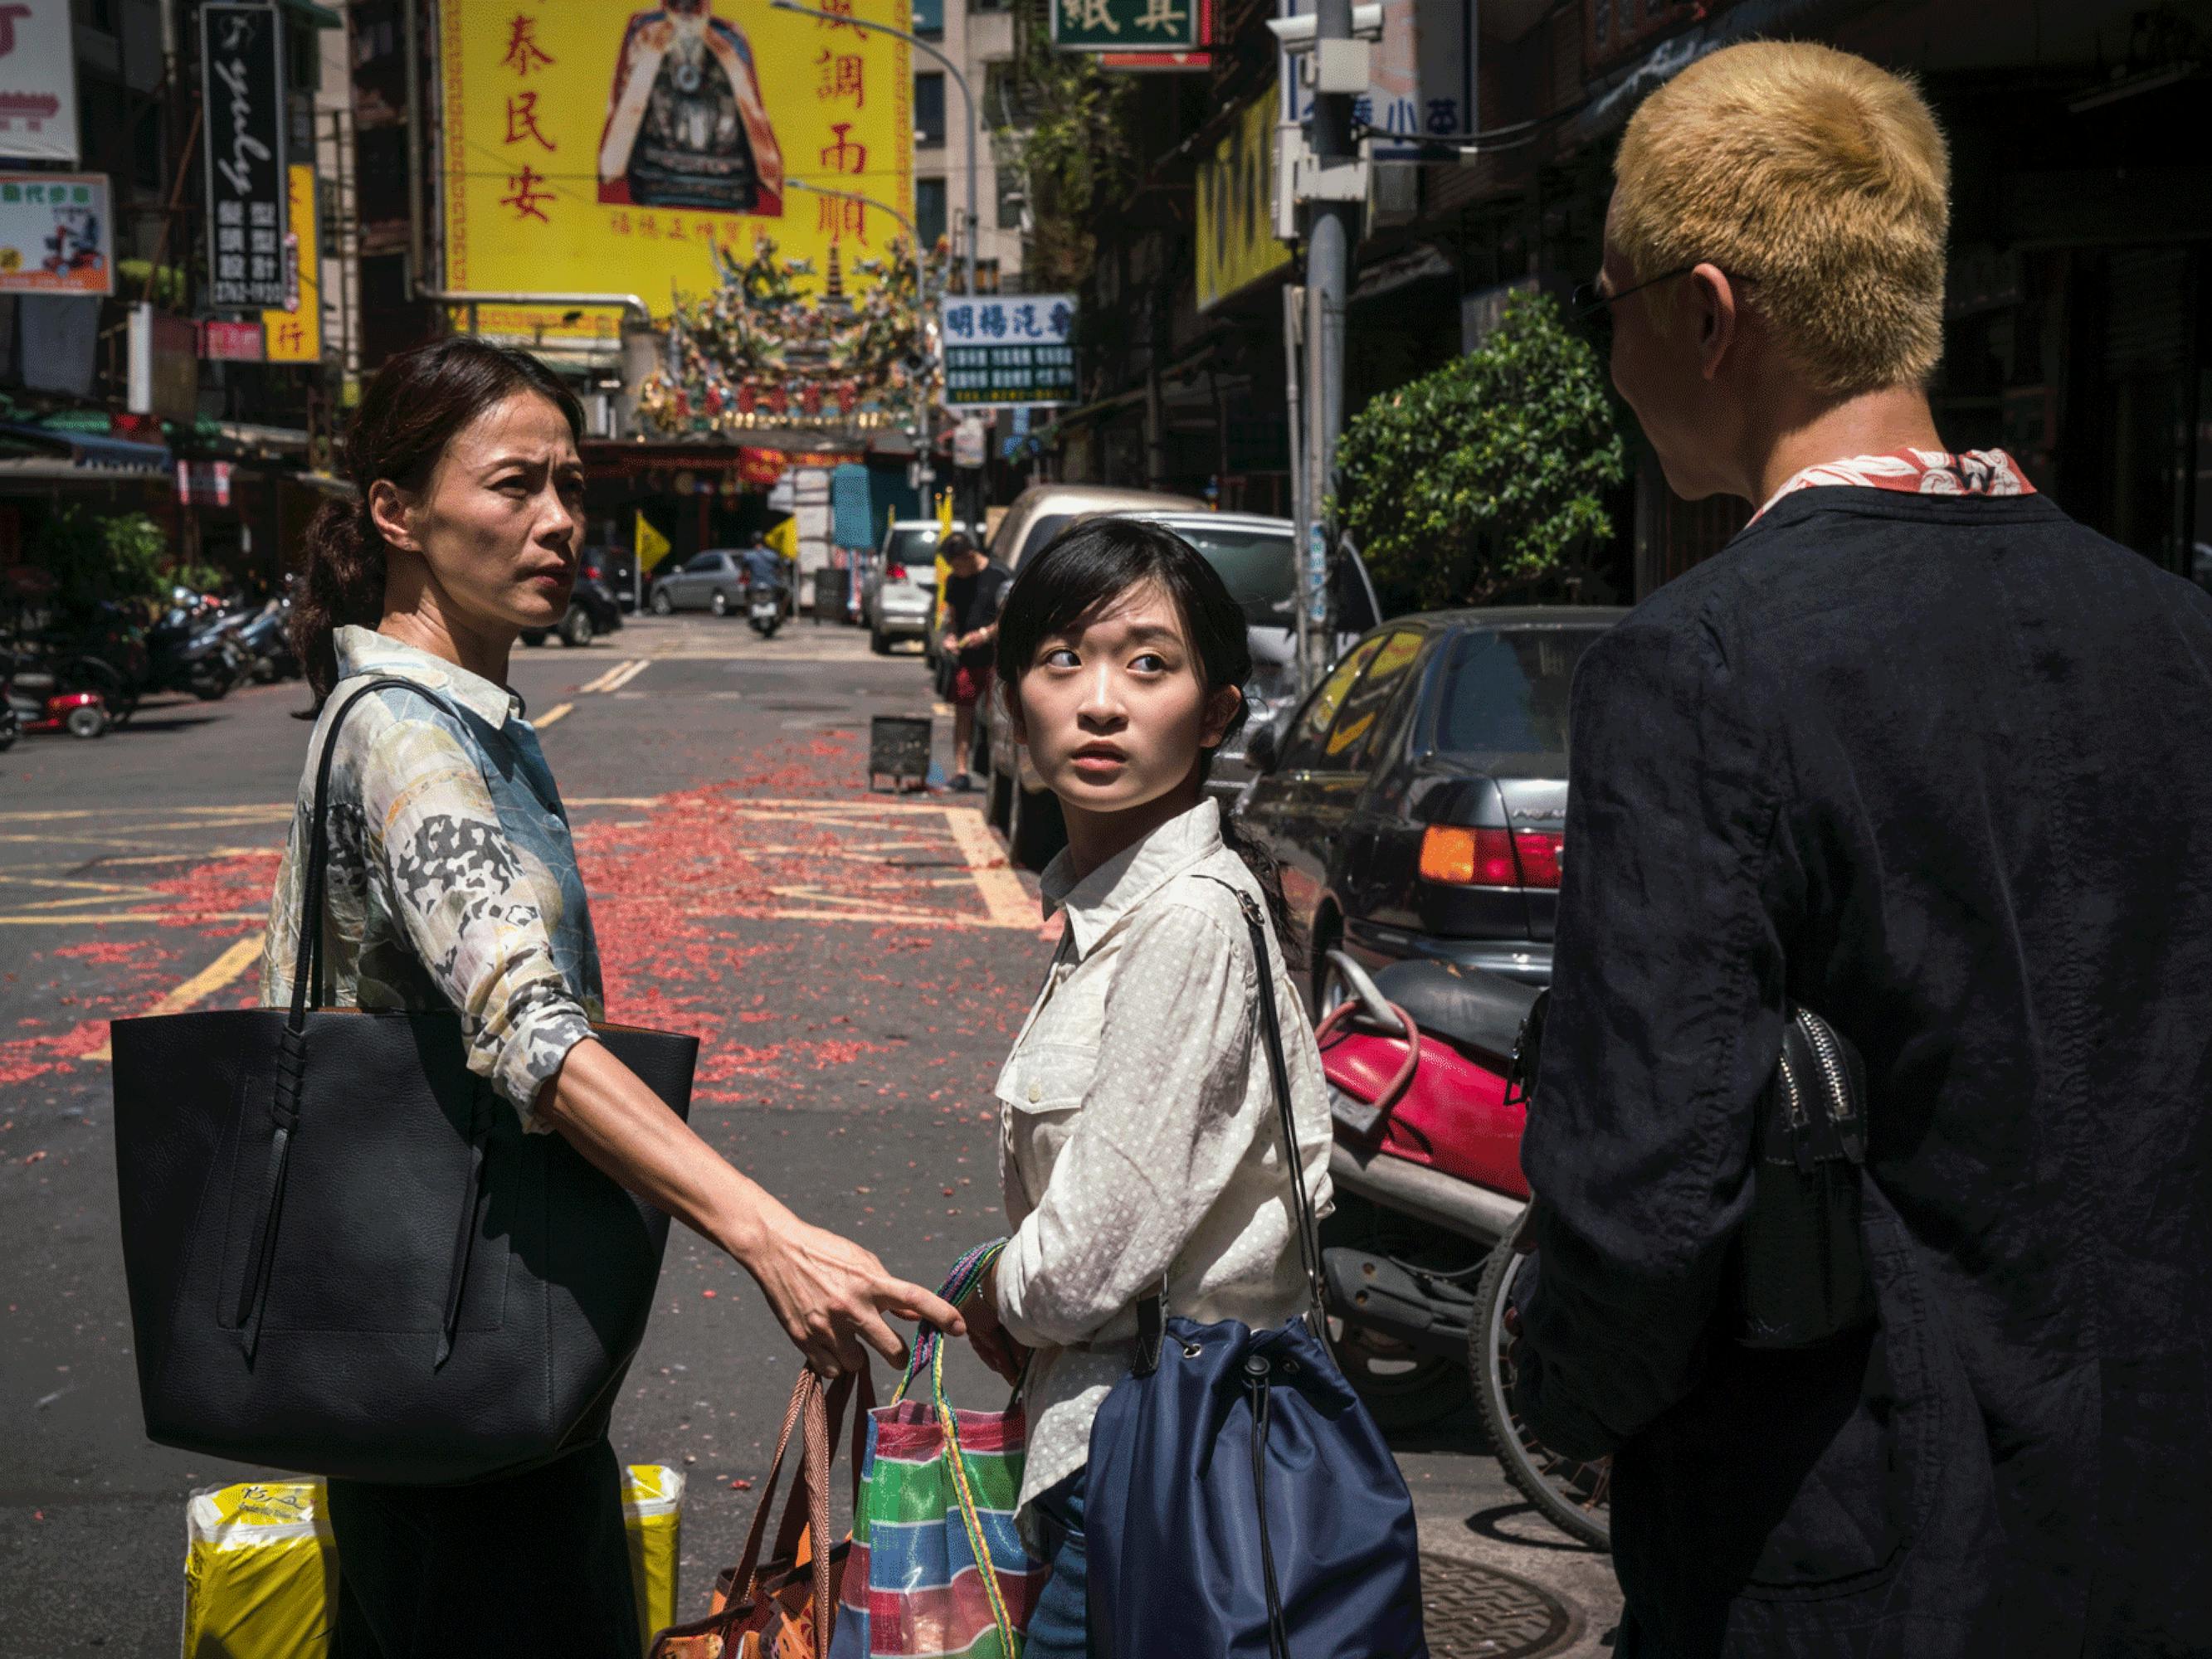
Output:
[1001,0,1130,292]
[31,508,171,617]
[1333,290,1625,611]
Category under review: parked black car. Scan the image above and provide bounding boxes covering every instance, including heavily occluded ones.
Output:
[1235,607,1623,1011]
[520,570,624,648]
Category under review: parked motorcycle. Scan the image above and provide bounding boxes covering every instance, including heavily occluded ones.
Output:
[226,596,299,683]
[142,599,247,700]
[1,652,109,742]
[1316,951,1610,1548]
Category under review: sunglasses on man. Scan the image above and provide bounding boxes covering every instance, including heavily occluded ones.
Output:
[1570,265,1740,356]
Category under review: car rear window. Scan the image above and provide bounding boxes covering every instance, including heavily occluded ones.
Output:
[886,528,944,579]
[1434,628,1604,757]
[1166,526,1296,627]
[1016,513,1073,567]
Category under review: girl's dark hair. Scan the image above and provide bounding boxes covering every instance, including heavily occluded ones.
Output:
[994,517,1298,959]
[291,336,584,704]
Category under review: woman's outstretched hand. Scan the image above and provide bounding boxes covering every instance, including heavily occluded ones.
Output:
[962,1259,1031,1385]
[739,1207,966,1378]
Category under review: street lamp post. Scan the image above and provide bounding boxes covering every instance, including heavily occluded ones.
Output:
[768,0,979,303]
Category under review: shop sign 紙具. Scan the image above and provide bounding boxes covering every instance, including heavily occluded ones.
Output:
[0,1,79,165]
[201,3,290,312]
[438,0,914,344]
[1196,91,1289,311]
[1053,0,1200,54]
[940,295,1076,408]
[0,173,111,294]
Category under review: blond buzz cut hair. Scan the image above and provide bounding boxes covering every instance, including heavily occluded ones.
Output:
[1610,41,1950,394]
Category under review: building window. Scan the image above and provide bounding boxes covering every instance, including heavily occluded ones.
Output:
[915,72,946,148]
[914,0,944,37]
[917,178,948,251]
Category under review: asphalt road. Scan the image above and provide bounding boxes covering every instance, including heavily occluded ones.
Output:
[0,611,1620,1656]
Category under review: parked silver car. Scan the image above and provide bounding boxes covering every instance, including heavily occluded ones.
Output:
[865,519,977,654]
[649,550,746,615]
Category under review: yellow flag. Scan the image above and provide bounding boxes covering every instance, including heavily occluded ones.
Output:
[935,487,953,539]
[764,516,797,560]
[636,512,670,572]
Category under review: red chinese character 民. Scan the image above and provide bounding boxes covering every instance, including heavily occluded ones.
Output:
[504,90,557,151]
[819,123,867,176]
[501,164,554,222]
[501,14,555,75]
[816,50,865,107]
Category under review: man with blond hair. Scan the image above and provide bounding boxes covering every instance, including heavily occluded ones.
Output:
[1511,40,2210,1657]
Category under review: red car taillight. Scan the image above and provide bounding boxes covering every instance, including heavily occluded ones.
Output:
[887,562,909,582]
[1418,825,1563,889]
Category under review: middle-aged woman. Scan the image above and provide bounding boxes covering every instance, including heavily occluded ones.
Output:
[259,337,961,1658]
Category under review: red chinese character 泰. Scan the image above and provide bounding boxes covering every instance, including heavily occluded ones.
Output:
[819,123,867,175]
[816,51,865,107]
[500,164,554,222]
[504,90,557,150]
[500,14,555,75]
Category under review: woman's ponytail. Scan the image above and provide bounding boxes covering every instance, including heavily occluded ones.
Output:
[291,496,387,705]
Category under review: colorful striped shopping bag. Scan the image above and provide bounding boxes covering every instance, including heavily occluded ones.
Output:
[831,1242,1047,1659]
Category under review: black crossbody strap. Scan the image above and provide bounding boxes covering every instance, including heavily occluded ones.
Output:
[1133,877,1326,1376]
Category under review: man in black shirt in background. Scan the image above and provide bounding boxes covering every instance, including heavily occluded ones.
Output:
[938,533,1007,791]
[1512,40,2211,1657]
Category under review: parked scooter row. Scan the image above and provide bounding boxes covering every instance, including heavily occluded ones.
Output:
[1316,950,1612,1549]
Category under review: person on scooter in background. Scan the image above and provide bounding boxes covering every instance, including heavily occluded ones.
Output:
[738,531,787,615]
[938,533,1006,792]
[1509,41,2211,1656]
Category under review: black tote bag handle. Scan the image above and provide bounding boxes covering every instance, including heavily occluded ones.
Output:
[237,676,473,1360]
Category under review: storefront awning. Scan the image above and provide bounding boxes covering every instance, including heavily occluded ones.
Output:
[0,423,173,473]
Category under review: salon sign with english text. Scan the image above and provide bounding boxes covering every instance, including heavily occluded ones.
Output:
[200,2,290,312]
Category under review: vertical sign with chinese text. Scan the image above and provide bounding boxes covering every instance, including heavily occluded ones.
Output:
[0,1,79,164]
[1053,0,1200,52]
[441,0,914,343]
[1196,92,1289,310]
[261,165,323,362]
[940,295,1076,407]
[201,4,290,311]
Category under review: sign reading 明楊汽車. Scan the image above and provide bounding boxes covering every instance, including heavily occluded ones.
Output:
[0,173,111,294]
[940,295,1077,408]
[1053,0,1199,55]
[0,2,80,165]
[200,4,290,312]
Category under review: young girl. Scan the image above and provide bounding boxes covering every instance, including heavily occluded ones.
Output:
[961,518,1334,1659]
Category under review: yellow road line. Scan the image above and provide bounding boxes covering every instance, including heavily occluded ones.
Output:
[536,702,575,728]
[604,658,651,692]
[943,806,1035,929]
[85,933,266,1063]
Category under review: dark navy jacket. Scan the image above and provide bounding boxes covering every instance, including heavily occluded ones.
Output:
[1513,487,2212,1657]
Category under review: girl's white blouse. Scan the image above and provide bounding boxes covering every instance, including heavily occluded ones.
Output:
[992,799,1334,1511]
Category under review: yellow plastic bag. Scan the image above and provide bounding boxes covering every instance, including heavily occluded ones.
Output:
[180,1467,685,1657]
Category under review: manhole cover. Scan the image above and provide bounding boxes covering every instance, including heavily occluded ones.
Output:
[1420,1554,1571,1659]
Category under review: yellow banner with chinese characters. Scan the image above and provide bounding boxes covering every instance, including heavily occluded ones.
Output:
[440,0,913,344]
[1195,91,1289,312]
[262,165,321,363]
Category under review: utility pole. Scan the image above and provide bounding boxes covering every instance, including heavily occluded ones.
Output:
[1273,0,1372,691]
[1306,0,1359,684]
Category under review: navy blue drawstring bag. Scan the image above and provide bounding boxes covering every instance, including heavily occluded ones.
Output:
[1084,886,1428,1659]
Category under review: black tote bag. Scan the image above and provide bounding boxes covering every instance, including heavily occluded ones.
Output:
[110,676,697,1485]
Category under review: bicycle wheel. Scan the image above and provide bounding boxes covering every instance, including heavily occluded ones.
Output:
[1471,1240,1613,1550]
